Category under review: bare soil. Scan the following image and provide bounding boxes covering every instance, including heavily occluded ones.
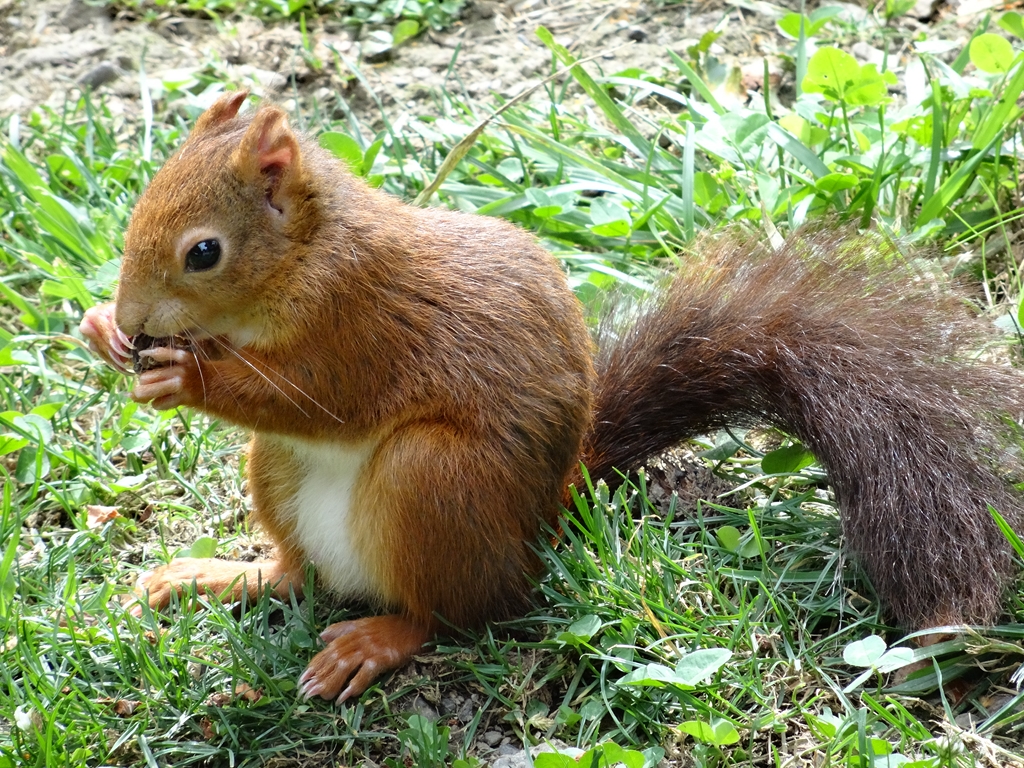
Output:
[1,0,989,131]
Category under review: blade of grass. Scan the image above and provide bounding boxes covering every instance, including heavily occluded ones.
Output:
[666,50,725,115]
[919,128,1005,223]
[535,27,656,161]
[413,45,630,206]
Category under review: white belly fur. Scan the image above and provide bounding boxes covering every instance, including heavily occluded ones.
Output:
[275,436,380,599]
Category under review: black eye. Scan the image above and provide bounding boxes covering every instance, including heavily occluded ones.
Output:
[185,239,221,272]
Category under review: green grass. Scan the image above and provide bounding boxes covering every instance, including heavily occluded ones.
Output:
[2,6,1024,767]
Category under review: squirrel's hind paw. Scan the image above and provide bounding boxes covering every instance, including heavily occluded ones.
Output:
[299,615,430,703]
[133,557,297,614]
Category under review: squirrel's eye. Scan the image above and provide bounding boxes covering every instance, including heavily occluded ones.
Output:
[185,239,221,272]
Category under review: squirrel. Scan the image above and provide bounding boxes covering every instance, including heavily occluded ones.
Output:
[80,89,1024,703]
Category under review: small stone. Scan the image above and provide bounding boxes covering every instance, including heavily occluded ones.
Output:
[482,730,503,747]
[467,78,501,95]
[240,66,288,92]
[954,711,977,729]
[410,695,439,721]
[456,696,475,722]
[851,41,885,68]
[440,695,461,716]
[830,2,870,24]
[61,0,106,32]
[362,32,394,64]
[318,36,352,55]
[504,79,538,98]
[520,58,545,77]
[468,0,499,20]
[157,17,210,40]
[78,61,120,89]
[17,40,106,67]
[910,0,939,19]
[1,94,27,113]
[491,744,585,768]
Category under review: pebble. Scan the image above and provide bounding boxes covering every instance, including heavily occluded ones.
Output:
[481,730,503,747]
[410,695,439,721]
[456,695,477,723]
[491,742,584,768]
[78,60,120,89]
[61,0,107,33]
[15,40,106,68]
[851,41,885,68]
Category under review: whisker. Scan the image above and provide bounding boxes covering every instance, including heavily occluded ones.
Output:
[199,331,347,425]
[170,316,261,424]
[184,328,259,427]
[169,317,348,426]
[182,330,209,406]
[215,340,311,418]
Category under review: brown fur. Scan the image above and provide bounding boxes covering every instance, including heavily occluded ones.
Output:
[584,231,1024,627]
[80,91,1024,700]
[111,93,594,635]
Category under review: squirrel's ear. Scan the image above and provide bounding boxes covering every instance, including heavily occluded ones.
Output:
[249,107,299,177]
[234,106,303,216]
[193,89,250,135]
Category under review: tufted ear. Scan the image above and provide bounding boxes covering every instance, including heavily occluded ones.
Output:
[232,105,303,219]
[193,89,250,136]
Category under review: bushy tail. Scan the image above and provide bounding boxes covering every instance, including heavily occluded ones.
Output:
[581,228,1024,628]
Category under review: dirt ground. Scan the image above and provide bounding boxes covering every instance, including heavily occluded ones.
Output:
[0,0,1000,133]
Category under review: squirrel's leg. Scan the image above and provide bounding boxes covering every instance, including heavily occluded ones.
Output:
[79,307,304,608]
[137,436,309,613]
[297,420,543,702]
[243,432,432,703]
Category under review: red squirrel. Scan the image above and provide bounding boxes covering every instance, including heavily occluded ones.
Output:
[80,89,1024,702]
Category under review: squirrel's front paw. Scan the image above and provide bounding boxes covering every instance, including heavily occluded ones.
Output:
[79,302,133,373]
[131,347,200,410]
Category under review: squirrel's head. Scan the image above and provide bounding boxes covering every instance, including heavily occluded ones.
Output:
[116,89,316,347]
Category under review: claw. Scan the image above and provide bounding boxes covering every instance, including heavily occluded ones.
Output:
[79,302,133,373]
[298,615,430,703]
[132,366,185,406]
[108,333,131,360]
